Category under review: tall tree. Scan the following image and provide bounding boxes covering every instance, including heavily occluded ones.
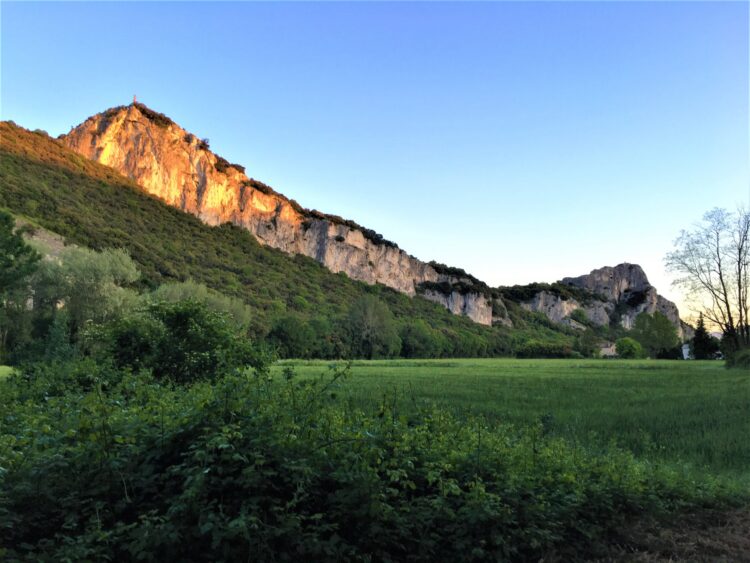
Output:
[347,295,401,359]
[631,312,679,358]
[691,313,719,360]
[0,212,39,293]
[0,212,40,359]
[666,208,750,353]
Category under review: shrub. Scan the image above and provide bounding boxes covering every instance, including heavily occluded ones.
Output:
[133,102,174,128]
[616,337,645,359]
[726,347,750,369]
[516,339,573,358]
[104,300,264,383]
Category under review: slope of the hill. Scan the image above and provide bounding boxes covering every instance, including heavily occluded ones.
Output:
[0,121,572,355]
[61,103,493,324]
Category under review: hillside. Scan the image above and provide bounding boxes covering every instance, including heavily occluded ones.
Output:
[60,103,689,340]
[62,103,495,324]
[0,120,573,356]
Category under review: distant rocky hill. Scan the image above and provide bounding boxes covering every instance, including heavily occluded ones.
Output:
[62,103,492,324]
[503,264,692,339]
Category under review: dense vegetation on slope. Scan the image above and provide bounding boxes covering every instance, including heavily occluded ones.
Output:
[0,121,575,358]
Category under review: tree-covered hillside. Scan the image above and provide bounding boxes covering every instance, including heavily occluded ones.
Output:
[0,121,575,358]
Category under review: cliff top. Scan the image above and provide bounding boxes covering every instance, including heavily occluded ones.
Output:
[67,103,401,249]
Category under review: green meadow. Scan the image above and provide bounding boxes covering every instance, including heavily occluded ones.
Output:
[275,358,750,479]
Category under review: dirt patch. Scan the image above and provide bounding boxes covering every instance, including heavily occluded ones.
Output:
[15,217,70,258]
[594,507,750,562]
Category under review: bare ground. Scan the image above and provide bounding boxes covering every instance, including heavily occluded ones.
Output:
[593,507,750,562]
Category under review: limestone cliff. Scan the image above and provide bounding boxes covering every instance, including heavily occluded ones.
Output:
[62,103,493,324]
[515,263,690,339]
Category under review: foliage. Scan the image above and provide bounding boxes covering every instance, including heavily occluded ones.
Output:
[1,361,741,561]
[569,308,589,326]
[148,279,253,328]
[574,328,600,358]
[498,282,603,305]
[32,246,140,336]
[631,312,679,359]
[267,314,315,359]
[666,207,750,352]
[516,339,573,358]
[691,313,720,360]
[102,300,265,384]
[132,102,174,128]
[0,212,40,360]
[726,347,750,369]
[347,296,401,359]
[399,319,445,358]
[0,211,40,293]
[616,337,645,359]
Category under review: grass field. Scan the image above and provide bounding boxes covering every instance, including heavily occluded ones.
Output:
[0,366,13,380]
[274,358,750,479]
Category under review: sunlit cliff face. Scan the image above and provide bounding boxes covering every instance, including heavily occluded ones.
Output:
[63,104,495,325]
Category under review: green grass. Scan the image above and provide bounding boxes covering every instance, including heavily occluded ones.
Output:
[0,366,13,380]
[274,358,750,478]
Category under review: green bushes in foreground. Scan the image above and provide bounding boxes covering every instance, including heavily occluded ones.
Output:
[0,362,739,561]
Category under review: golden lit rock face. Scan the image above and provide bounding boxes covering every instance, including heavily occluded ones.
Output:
[63,104,494,325]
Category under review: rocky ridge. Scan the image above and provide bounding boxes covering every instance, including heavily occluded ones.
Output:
[62,103,493,324]
[513,264,691,339]
[61,104,689,337]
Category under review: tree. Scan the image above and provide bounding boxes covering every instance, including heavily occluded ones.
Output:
[666,208,750,356]
[32,247,140,337]
[347,295,401,359]
[105,300,263,383]
[574,328,600,358]
[630,312,679,358]
[616,337,644,359]
[0,212,40,360]
[149,280,253,329]
[691,313,720,360]
[399,320,441,358]
[0,212,40,294]
[268,315,314,358]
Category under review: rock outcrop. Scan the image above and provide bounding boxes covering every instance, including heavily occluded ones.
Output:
[517,263,690,339]
[62,103,493,324]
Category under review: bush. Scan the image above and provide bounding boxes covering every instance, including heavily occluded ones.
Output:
[726,347,750,369]
[616,337,645,359]
[104,300,264,383]
[516,340,573,358]
[399,320,443,358]
[268,315,315,358]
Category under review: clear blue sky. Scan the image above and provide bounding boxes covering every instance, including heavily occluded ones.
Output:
[2,1,748,316]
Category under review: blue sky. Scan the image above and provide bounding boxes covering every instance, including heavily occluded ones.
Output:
[2,1,748,316]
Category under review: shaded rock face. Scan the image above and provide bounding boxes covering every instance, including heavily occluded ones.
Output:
[63,104,493,325]
[519,264,688,339]
[562,263,686,339]
[561,263,681,328]
[422,290,493,326]
[520,292,613,329]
